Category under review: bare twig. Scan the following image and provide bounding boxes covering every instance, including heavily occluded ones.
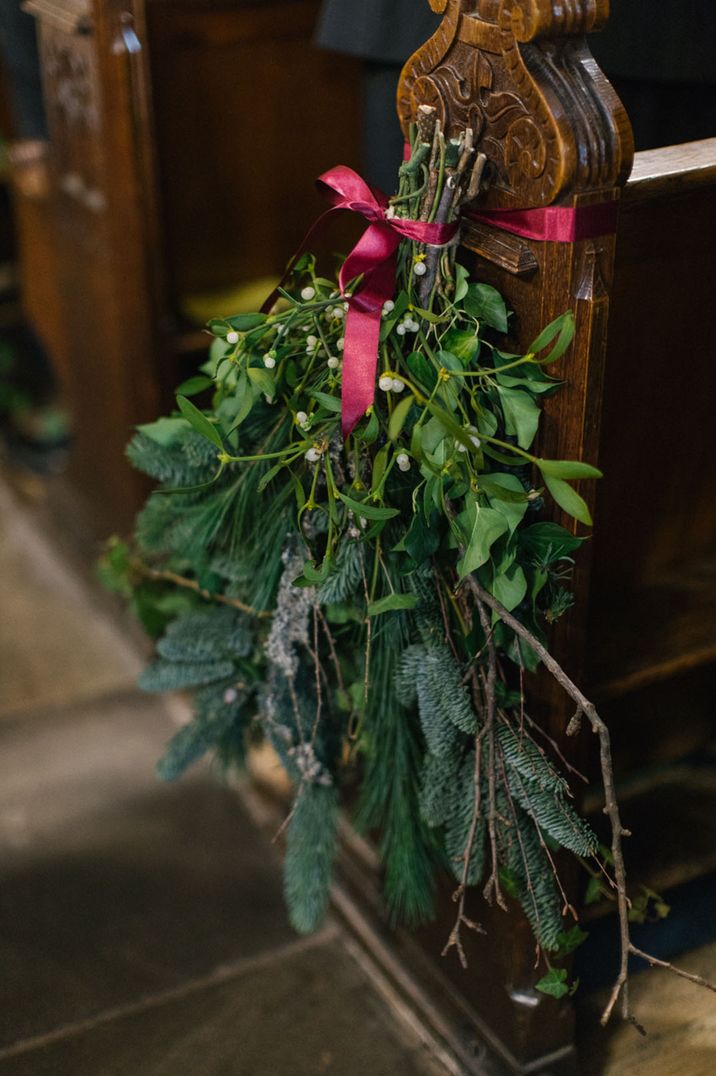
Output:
[463,574,716,1026]
[476,599,506,911]
[131,558,269,618]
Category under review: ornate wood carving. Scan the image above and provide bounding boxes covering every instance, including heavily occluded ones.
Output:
[398,0,633,208]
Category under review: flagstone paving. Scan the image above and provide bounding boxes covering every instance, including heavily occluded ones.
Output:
[0,481,450,1075]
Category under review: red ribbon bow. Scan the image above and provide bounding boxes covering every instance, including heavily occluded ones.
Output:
[264,166,458,437]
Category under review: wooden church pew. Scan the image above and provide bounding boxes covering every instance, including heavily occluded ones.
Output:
[347,4,716,1073]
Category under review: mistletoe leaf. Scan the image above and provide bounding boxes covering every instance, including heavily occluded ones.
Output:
[537,458,602,480]
[543,475,593,526]
[389,395,415,441]
[176,396,224,451]
[338,492,399,520]
[529,311,575,363]
[367,593,418,617]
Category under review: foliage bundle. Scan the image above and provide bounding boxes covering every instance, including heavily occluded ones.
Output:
[105,111,612,995]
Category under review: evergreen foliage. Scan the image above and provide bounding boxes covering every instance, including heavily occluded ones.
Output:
[284,784,339,934]
[109,126,610,979]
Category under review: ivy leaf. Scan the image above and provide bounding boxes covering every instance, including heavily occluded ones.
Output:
[491,563,527,611]
[480,473,529,532]
[535,968,570,999]
[176,395,224,451]
[464,283,508,333]
[407,350,437,391]
[529,311,575,364]
[519,522,583,563]
[389,395,415,441]
[367,593,418,617]
[454,262,469,302]
[442,328,478,365]
[457,503,509,577]
[338,492,399,520]
[554,926,589,958]
[497,386,540,449]
[404,511,440,564]
[537,458,602,480]
[544,475,593,526]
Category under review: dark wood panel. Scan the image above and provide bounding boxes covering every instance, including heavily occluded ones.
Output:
[146,0,362,302]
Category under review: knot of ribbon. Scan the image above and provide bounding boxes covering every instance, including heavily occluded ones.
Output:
[264,166,458,437]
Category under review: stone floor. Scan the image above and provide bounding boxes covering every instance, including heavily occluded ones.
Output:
[0,480,450,1076]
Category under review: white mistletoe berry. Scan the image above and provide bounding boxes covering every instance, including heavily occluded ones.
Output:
[391,379,405,393]
[378,375,393,392]
[396,453,411,472]
[263,354,276,369]
[226,330,239,344]
[336,337,345,350]
[301,286,316,301]
[327,356,339,369]
[295,410,309,428]
[396,323,407,336]
[413,261,427,277]
[305,447,321,463]
[223,688,238,704]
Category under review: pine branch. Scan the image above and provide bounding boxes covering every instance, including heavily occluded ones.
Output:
[464,575,716,1027]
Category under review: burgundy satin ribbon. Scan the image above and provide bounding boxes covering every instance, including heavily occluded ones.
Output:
[464,201,619,243]
[263,166,457,437]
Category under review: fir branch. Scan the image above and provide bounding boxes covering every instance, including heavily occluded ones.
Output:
[464,575,716,1026]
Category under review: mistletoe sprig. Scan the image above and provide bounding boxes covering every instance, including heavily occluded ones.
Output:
[104,112,716,1028]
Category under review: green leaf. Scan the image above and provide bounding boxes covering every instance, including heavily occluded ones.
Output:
[497,386,540,449]
[389,395,415,441]
[406,351,437,391]
[307,389,341,413]
[247,366,275,399]
[257,461,285,492]
[535,968,570,1000]
[555,926,589,958]
[537,458,602,480]
[176,395,224,451]
[411,305,448,325]
[544,475,593,526]
[136,416,190,446]
[404,510,440,564]
[302,558,333,583]
[457,502,509,577]
[519,522,583,563]
[442,329,478,365]
[226,312,267,331]
[491,563,527,611]
[529,311,575,364]
[480,473,529,532]
[464,283,508,333]
[338,492,399,520]
[367,593,418,617]
[454,262,469,303]
[371,446,389,491]
[227,372,254,432]
[176,375,213,397]
[361,409,380,445]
